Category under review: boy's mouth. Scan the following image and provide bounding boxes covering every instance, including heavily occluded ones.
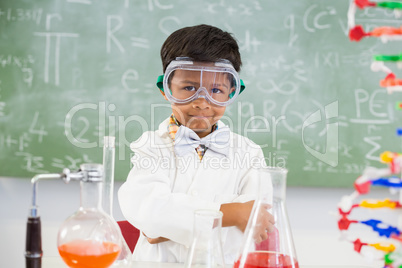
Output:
[190,115,212,119]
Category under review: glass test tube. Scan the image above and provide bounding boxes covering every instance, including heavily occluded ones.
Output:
[103,136,115,217]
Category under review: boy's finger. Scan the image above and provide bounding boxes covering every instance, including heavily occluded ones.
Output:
[260,231,268,241]
[266,224,275,233]
[269,216,275,225]
[262,204,271,210]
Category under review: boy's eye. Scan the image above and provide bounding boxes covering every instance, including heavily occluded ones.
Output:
[211,88,223,94]
[183,86,196,91]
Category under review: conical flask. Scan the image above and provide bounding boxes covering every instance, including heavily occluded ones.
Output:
[185,209,226,268]
[234,167,299,268]
[102,136,132,267]
[57,164,123,268]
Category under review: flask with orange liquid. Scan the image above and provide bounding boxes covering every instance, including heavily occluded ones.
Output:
[57,164,122,268]
[234,167,299,268]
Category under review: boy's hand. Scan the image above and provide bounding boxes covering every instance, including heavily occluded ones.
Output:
[252,203,275,243]
[220,201,254,232]
[142,232,170,244]
[220,201,275,238]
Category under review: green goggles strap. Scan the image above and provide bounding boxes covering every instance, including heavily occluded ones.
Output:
[157,75,164,92]
[156,74,246,95]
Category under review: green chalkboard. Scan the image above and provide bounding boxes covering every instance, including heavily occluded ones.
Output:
[1,0,401,187]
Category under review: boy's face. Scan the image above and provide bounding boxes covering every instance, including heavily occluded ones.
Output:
[163,65,231,138]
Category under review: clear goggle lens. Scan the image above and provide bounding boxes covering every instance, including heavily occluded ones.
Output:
[161,59,243,106]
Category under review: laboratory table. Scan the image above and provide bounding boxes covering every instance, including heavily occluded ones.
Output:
[43,257,376,268]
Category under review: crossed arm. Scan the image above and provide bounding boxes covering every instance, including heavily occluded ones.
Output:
[146,200,275,244]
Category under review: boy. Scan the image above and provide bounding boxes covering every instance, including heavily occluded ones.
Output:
[118,24,274,264]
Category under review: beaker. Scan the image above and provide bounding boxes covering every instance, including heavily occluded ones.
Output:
[57,164,122,268]
[234,167,299,268]
[185,209,225,268]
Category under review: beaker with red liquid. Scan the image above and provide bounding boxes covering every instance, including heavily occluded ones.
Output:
[234,167,299,268]
[57,164,122,268]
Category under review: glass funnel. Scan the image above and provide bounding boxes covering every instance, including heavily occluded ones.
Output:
[57,164,122,268]
[185,209,226,268]
[234,167,299,268]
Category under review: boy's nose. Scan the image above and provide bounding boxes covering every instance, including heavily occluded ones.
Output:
[192,96,210,109]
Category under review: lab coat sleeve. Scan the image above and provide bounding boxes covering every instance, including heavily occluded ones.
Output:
[232,144,273,205]
[118,132,221,247]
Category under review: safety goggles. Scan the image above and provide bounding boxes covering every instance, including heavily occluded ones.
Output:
[156,57,245,106]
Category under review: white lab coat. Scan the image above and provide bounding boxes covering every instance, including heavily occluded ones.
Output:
[118,117,272,264]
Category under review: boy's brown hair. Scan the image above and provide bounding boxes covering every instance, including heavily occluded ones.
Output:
[160,24,242,72]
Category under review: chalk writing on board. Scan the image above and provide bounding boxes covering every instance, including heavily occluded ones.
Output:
[147,0,173,11]
[268,56,307,82]
[106,16,153,53]
[18,133,30,151]
[238,4,253,16]
[0,135,16,148]
[0,55,34,87]
[0,54,35,68]
[131,37,150,49]
[239,102,261,129]
[33,31,79,85]
[205,1,261,16]
[29,112,48,143]
[356,7,401,28]
[239,31,262,53]
[51,154,93,170]
[121,69,140,93]
[303,160,366,174]
[342,48,375,66]
[351,88,390,124]
[303,4,337,33]
[15,152,48,173]
[22,68,33,88]
[284,14,299,47]
[338,142,352,158]
[279,100,309,133]
[350,118,392,124]
[1,133,30,152]
[314,52,340,68]
[364,136,382,161]
[0,8,43,24]
[262,80,300,96]
[107,15,125,53]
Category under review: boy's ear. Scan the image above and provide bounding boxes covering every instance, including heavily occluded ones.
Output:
[156,75,168,100]
[160,90,168,101]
